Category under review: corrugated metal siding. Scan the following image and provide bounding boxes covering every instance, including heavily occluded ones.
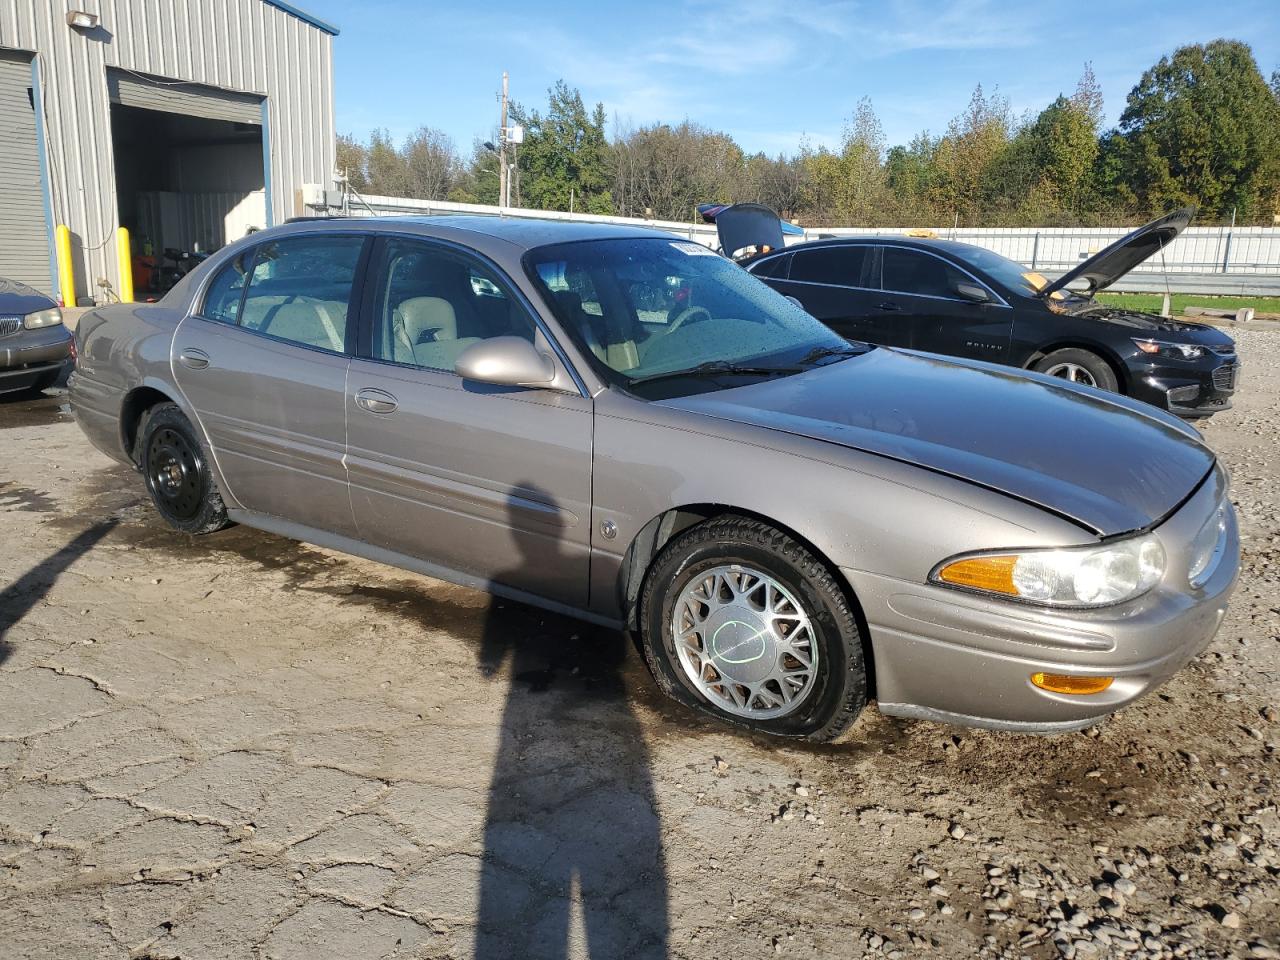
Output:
[0,0,334,301]
[0,48,52,292]
[107,68,263,124]
[137,189,267,253]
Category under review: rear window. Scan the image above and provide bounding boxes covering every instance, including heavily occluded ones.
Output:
[750,254,790,279]
[789,245,875,287]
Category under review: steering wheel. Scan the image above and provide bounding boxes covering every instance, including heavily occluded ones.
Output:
[666,305,713,334]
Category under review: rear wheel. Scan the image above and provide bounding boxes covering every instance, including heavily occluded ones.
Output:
[639,516,867,742]
[136,403,230,535]
[1034,348,1118,393]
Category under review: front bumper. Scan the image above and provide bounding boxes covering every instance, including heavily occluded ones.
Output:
[1129,354,1238,419]
[844,469,1239,733]
[0,323,73,393]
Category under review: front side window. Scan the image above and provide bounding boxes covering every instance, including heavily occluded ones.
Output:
[238,235,365,352]
[527,238,854,397]
[201,252,251,324]
[882,247,971,300]
[370,238,536,372]
[789,245,874,288]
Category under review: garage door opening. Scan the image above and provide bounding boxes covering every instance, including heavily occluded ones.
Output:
[108,70,267,298]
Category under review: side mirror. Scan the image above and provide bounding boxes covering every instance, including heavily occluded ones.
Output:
[955,282,992,304]
[784,295,806,310]
[455,336,556,388]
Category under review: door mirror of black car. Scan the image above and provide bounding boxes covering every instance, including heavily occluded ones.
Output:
[455,336,557,388]
[955,282,992,303]
[784,295,806,311]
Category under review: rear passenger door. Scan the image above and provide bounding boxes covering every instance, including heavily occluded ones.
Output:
[878,246,1012,362]
[344,236,594,608]
[768,244,898,345]
[172,233,369,536]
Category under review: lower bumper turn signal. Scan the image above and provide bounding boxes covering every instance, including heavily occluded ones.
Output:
[1030,672,1114,695]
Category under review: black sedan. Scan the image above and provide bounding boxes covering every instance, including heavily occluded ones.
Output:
[0,277,73,395]
[739,209,1238,419]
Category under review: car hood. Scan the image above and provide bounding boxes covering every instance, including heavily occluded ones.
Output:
[661,348,1214,536]
[1041,207,1194,297]
[709,203,786,261]
[0,277,57,316]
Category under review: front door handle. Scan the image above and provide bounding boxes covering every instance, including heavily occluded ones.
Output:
[874,302,901,312]
[355,388,398,414]
[178,347,210,369]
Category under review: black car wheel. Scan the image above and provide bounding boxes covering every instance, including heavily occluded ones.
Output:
[1035,348,1118,393]
[639,516,867,742]
[137,402,231,535]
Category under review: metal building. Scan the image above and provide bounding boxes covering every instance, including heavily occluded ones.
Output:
[0,1,338,303]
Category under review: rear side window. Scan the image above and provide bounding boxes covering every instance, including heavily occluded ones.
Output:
[789,245,874,287]
[238,235,365,353]
[750,254,790,279]
[882,247,970,300]
[201,253,250,324]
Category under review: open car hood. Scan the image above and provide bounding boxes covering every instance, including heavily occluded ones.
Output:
[704,203,787,262]
[1040,207,1194,298]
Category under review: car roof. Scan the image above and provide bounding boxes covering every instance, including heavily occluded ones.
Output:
[274,214,676,251]
[783,236,988,257]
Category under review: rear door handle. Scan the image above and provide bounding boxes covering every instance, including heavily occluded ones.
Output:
[178,348,210,369]
[874,302,901,312]
[355,388,398,414]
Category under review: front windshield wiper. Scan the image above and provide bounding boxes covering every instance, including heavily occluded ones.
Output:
[629,359,805,386]
[796,343,871,366]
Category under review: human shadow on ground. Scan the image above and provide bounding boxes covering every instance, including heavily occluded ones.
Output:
[473,484,669,959]
[0,519,119,667]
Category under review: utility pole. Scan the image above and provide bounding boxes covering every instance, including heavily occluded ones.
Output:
[498,72,509,208]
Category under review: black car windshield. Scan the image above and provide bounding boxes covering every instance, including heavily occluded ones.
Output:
[525,237,855,396]
[944,245,1067,300]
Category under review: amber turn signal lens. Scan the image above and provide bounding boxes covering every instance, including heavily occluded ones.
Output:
[936,555,1019,595]
[1030,673,1114,695]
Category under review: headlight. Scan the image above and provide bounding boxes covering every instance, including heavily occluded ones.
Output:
[931,534,1166,608]
[23,307,63,329]
[1133,338,1204,360]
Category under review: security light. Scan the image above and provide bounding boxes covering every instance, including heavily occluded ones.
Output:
[66,10,100,28]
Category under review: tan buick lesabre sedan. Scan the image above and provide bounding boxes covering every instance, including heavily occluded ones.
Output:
[69,216,1239,741]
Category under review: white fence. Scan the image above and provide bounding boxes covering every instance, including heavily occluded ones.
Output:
[342,194,1280,280]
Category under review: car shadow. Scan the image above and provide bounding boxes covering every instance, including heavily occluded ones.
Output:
[473,484,669,959]
[0,519,119,666]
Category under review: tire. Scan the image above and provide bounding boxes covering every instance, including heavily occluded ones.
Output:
[1033,348,1119,393]
[638,516,867,742]
[135,402,231,535]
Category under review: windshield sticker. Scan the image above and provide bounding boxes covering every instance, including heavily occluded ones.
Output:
[671,241,718,257]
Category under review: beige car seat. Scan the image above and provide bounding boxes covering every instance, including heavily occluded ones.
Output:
[394,296,480,371]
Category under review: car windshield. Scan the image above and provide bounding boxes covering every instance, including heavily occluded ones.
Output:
[945,245,1068,300]
[525,237,855,397]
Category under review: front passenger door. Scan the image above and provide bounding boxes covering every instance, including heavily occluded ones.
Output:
[345,237,594,608]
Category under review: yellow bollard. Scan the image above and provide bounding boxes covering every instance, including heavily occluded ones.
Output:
[55,224,75,307]
[115,226,134,303]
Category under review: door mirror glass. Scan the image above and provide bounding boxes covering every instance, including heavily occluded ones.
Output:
[955,282,992,303]
[455,336,556,387]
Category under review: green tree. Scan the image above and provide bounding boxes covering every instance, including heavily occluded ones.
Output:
[930,85,1012,224]
[511,81,613,213]
[1114,39,1280,221]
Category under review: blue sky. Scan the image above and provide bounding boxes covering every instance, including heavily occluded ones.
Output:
[301,0,1280,156]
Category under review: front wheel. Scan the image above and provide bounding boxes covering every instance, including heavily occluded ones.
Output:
[639,516,867,742]
[1034,348,1118,393]
[136,402,231,535]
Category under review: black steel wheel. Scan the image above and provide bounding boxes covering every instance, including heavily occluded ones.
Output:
[137,402,230,534]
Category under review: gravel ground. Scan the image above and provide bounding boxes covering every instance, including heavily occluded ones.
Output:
[0,330,1277,960]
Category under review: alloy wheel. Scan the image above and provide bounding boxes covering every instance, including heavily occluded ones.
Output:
[1043,361,1097,386]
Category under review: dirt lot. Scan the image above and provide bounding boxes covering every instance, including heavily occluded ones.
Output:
[1,332,1277,960]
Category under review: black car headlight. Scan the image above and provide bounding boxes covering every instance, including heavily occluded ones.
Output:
[1133,338,1205,360]
[23,307,63,330]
